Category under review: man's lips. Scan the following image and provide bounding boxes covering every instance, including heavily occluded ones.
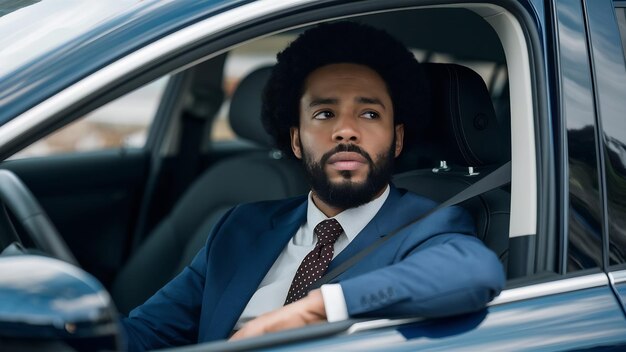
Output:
[326,152,368,171]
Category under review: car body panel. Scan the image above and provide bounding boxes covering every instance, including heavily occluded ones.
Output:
[183,278,626,351]
[0,0,139,77]
[611,270,626,313]
[0,0,247,126]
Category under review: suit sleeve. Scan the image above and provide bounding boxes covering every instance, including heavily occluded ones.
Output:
[119,207,236,352]
[339,206,506,318]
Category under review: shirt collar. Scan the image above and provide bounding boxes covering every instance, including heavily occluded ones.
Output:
[306,185,390,242]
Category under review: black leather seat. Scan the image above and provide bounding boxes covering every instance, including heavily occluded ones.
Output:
[111,66,309,314]
[394,63,512,275]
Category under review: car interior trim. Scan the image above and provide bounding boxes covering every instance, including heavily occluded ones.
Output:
[478,5,537,238]
[490,272,608,305]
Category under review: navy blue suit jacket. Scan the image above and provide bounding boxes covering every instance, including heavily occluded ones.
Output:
[121,186,505,351]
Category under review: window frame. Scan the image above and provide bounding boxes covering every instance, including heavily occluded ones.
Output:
[0,0,554,286]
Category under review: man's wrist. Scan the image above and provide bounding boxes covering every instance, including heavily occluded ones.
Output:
[320,284,349,322]
[303,289,327,321]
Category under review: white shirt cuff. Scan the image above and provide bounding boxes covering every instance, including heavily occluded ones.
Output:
[320,283,349,322]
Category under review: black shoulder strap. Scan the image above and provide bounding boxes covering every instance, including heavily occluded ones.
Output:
[309,161,512,290]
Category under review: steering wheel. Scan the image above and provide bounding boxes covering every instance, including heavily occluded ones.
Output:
[0,169,78,266]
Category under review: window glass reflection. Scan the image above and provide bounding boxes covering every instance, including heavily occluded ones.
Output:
[587,3,626,267]
[557,0,604,271]
[607,7,626,266]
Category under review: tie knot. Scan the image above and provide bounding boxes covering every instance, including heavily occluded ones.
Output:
[314,218,343,246]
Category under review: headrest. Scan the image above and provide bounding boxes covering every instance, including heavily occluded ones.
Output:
[228,63,509,167]
[421,63,509,167]
[229,66,274,147]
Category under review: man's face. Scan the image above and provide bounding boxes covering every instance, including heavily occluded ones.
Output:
[290,63,404,209]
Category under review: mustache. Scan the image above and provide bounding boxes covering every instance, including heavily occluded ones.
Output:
[319,144,374,166]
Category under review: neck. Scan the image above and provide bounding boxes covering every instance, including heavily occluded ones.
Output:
[310,186,387,218]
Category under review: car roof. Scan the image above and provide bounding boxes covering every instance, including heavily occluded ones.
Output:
[0,0,242,126]
[0,0,139,78]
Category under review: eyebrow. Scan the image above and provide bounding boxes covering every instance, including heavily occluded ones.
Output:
[308,96,387,110]
[308,97,338,107]
[356,97,386,110]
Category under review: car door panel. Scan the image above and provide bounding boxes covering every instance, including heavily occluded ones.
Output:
[195,280,626,351]
[0,148,149,287]
[393,286,626,351]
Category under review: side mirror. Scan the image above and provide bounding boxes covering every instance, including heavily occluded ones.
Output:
[0,254,120,351]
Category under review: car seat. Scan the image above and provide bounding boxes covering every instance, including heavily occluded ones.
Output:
[394,63,512,276]
[111,67,309,314]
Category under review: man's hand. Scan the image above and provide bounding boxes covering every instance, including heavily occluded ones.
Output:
[230,289,326,340]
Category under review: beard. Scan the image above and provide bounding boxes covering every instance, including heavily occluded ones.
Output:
[300,138,396,210]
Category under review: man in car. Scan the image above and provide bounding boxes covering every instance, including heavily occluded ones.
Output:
[121,21,505,350]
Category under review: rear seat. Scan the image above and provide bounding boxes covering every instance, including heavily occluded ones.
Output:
[111,66,309,314]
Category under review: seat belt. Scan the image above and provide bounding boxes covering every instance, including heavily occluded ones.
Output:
[173,109,206,198]
[309,160,512,290]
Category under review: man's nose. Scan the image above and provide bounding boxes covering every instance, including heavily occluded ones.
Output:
[331,115,360,143]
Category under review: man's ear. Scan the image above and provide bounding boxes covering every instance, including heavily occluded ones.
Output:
[290,127,303,159]
[394,124,404,158]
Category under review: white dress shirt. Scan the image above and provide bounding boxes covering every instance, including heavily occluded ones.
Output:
[236,185,390,328]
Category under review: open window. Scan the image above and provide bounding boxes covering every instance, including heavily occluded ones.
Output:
[190,3,539,282]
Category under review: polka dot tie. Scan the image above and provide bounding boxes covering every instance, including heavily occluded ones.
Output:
[284,218,344,305]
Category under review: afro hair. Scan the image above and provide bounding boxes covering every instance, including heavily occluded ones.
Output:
[261,21,430,157]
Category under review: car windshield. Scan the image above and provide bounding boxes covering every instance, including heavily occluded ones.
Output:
[0,0,140,78]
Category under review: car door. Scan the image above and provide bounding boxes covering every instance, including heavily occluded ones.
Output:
[584,0,626,311]
[0,77,172,287]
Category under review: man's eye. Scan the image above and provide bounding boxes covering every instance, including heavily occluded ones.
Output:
[313,111,334,119]
[361,111,380,119]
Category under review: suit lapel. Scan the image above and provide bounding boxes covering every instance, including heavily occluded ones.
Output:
[328,186,405,271]
[207,199,307,339]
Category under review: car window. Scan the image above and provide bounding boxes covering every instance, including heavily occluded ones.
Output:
[601,3,626,268]
[199,7,546,281]
[209,36,291,143]
[10,76,169,159]
[556,0,604,272]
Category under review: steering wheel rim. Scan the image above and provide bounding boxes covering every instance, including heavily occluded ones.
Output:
[0,169,79,266]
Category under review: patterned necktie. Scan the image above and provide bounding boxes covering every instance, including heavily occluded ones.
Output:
[284,218,344,305]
